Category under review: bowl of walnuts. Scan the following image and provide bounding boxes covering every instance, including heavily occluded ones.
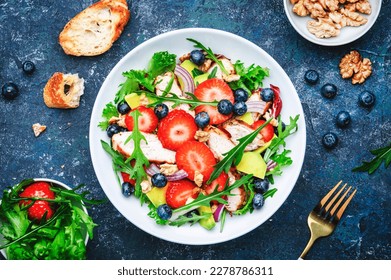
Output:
[284,0,382,46]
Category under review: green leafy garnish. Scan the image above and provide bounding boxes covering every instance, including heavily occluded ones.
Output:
[123,70,154,92]
[98,102,118,130]
[207,119,273,184]
[191,68,204,78]
[114,76,140,104]
[147,51,177,78]
[230,60,269,93]
[187,38,229,75]
[266,149,293,177]
[352,142,391,174]
[208,66,218,79]
[168,212,212,227]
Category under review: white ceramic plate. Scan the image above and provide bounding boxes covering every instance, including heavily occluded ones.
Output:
[0,178,89,259]
[283,0,382,46]
[89,28,306,245]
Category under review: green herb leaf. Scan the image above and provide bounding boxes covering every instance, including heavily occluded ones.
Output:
[187,38,229,75]
[169,212,212,227]
[230,61,269,93]
[352,142,391,174]
[266,149,293,177]
[147,51,177,78]
[98,102,118,131]
[207,119,272,184]
[123,70,154,92]
[191,68,204,78]
[114,76,139,104]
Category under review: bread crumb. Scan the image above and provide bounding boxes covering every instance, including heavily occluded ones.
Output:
[32,123,47,137]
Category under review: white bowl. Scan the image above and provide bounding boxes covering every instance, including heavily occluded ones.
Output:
[0,178,89,259]
[283,0,382,46]
[89,28,306,245]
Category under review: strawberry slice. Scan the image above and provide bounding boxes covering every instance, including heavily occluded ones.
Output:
[176,141,217,182]
[165,179,199,209]
[194,78,234,125]
[121,172,136,185]
[204,171,228,195]
[125,106,158,133]
[157,109,198,151]
[251,119,275,142]
[19,182,55,221]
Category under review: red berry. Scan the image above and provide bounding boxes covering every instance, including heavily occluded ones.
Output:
[121,172,136,185]
[125,106,158,133]
[165,180,199,209]
[194,78,234,125]
[19,182,55,221]
[176,141,217,182]
[27,201,54,220]
[251,120,275,142]
[204,171,228,195]
[157,109,198,151]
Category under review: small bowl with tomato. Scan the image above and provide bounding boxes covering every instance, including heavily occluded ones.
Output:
[0,178,102,260]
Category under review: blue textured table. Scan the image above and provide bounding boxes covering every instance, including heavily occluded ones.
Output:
[0,0,390,260]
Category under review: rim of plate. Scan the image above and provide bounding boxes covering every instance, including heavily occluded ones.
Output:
[283,0,382,46]
[89,28,306,245]
[0,178,89,259]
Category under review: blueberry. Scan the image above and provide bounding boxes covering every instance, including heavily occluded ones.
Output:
[195,111,210,128]
[217,99,233,115]
[260,88,274,102]
[234,88,248,102]
[233,101,247,116]
[190,50,205,66]
[304,70,319,85]
[151,173,167,188]
[22,61,35,75]
[322,132,338,149]
[252,193,265,209]
[117,102,131,115]
[336,111,351,128]
[122,182,135,197]
[106,124,121,138]
[157,204,172,220]
[1,82,19,100]
[358,91,376,108]
[154,103,169,119]
[321,83,338,99]
[274,121,286,136]
[253,178,270,194]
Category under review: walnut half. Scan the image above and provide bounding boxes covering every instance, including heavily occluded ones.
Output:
[339,50,372,84]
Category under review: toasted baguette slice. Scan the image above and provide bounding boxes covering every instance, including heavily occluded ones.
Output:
[59,0,130,56]
[43,72,84,109]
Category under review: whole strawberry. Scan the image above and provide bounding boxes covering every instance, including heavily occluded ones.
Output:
[19,182,55,220]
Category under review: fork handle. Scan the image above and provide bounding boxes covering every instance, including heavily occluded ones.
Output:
[299,235,318,259]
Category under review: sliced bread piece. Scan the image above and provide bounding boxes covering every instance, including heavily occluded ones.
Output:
[43,72,84,109]
[59,0,130,56]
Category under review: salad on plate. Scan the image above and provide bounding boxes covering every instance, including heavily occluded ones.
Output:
[99,38,299,232]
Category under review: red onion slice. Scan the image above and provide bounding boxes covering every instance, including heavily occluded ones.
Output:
[175,65,195,94]
[213,204,225,222]
[145,163,188,181]
[246,100,266,113]
[145,163,160,176]
[266,160,277,171]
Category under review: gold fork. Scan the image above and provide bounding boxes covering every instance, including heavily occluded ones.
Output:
[299,180,357,259]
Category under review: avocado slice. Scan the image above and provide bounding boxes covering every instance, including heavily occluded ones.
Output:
[237,112,254,125]
[146,186,168,207]
[236,151,267,179]
[254,135,276,154]
[180,60,198,76]
[198,205,216,230]
[194,73,209,86]
[124,93,156,109]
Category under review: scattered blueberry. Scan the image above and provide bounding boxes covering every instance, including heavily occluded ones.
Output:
[154,103,169,119]
[233,101,247,116]
[151,173,168,188]
[253,178,269,194]
[1,82,19,100]
[117,102,131,115]
[335,111,351,128]
[252,193,265,209]
[106,124,121,138]
[321,83,338,99]
[190,50,205,66]
[304,70,319,85]
[157,204,172,220]
[217,99,234,115]
[322,132,338,149]
[358,91,376,108]
[274,121,286,136]
[260,88,274,102]
[195,111,210,128]
[234,88,248,102]
[122,182,135,197]
[22,61,35,75]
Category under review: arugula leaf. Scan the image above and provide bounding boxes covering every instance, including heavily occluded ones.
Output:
[266,149,293,177]
[123,70,154,92]
[168,212,212,227]
[233,180,255,216]
[98,102,118,130]
[352,142,391,174]
[191,68,204,78]
[147,51,177,78]
[229,60,269,93]
[114,76,139,104]
[208,66,218,79]
[207,119,272,184]
[187,38,229,75]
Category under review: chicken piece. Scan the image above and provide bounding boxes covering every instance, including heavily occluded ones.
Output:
[206,126,236,160]
[111,131,176,163]
[225,187,246,212]
[207,56,240,83]
[222,119,263,151]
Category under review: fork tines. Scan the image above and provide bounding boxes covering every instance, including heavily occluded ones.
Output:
[314,180,357,222]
